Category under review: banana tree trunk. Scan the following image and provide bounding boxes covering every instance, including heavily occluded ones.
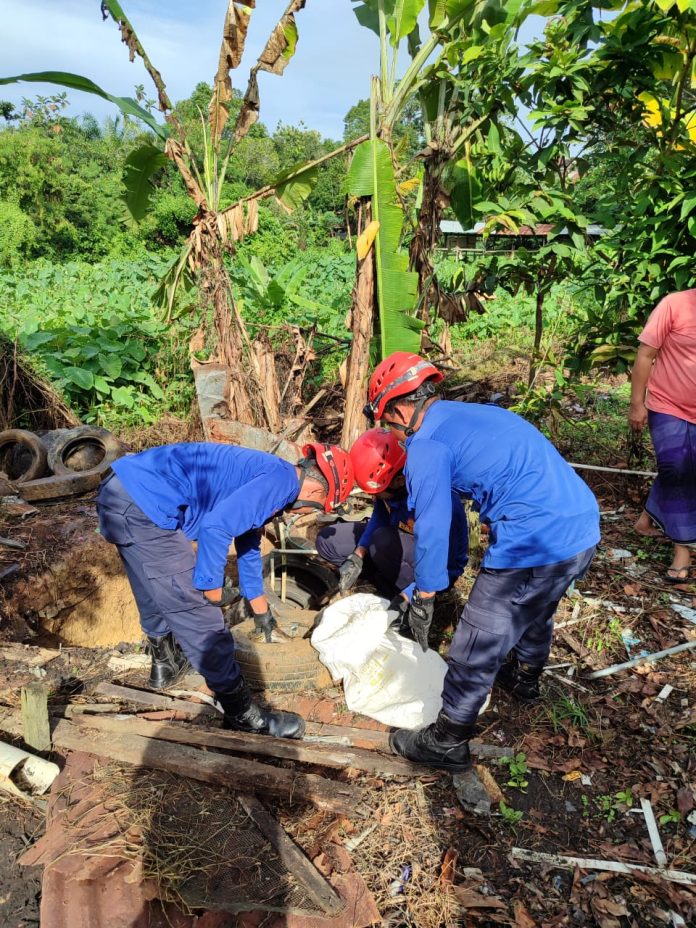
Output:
[341,200,375,449]
[409,153,448,326]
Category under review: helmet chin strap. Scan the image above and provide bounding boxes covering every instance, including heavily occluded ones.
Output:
[384,389,434,437]
[290,459,328,512]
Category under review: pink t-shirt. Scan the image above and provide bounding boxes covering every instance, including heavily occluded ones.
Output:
[639,289,696,424]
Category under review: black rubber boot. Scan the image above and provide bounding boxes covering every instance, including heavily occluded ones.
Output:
[495,655,544,702]
[389,711,474,771]
[146,633,190,689]
[216,677,305,740]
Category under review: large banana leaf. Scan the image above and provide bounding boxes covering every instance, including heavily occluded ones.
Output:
[123,143,168,222]
[0,71,168,140]
[347,139,423,357]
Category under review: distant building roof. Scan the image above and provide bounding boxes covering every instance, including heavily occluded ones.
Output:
[440,220,605,237]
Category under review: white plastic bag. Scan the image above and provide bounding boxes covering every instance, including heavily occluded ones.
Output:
[311,593,448,729]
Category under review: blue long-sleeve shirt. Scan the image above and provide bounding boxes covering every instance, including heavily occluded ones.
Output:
[359,493,469,596]
[112,443,299,598]
[405,402,600,592]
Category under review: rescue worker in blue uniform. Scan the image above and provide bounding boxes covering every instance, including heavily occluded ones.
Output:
[316,428,468,601]
[96,441,354,739]
[362,352,600,771]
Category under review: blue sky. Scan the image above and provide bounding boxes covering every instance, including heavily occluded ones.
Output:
[1,0,382,140]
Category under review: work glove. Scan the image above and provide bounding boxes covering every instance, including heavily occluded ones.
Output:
[204,579,239,608]
[338,551,364,593]
[386,594,409,630]
[249,607,291,644]
[407,590,435,653]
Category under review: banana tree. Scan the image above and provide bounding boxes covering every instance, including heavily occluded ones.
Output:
[1,0,322,428]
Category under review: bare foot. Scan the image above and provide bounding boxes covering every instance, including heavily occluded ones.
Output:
[634,511,666,538]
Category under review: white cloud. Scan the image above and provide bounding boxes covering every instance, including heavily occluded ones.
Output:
[0,0,379,138]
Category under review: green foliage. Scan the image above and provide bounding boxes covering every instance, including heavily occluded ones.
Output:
[0,256,193,427]
[0,199,36,266]
[499,800,524,825]
[547,695,591,733]
[499,753,530,791]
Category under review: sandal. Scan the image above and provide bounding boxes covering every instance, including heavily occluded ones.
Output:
[665,566,692,584]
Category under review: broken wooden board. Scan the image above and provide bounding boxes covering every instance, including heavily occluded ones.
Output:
[0,644,61,667]
[21,683,51,753]
[92,683,509,759]
[52,720,365,816]
[239,795,344,916]
[71,713,422,778]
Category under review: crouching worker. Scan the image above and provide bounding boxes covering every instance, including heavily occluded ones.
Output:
[316,428,468,607]
[96,442,354,739]
[364,352,600,771]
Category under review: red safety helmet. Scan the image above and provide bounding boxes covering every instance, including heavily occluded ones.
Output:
[301,443,355,513]
[365,352,443,422]
[350,428,406,494]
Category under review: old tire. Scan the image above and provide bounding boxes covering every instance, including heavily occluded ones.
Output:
[232,615,332,693]
[0,429,48,483]
[230,553,336,692]
[47,426,123,476]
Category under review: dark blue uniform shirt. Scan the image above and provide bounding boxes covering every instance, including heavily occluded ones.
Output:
[112,443,299,598]
[405,402,600,592]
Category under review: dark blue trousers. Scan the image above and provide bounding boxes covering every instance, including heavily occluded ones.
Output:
[316,521,416,596]
[96,474,241,694]
[442,546,596,724]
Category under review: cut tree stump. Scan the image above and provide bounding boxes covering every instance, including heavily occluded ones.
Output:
[21,683,51,753]
[52,720,365,816]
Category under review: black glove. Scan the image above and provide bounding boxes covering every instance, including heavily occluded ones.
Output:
[204,579,239,607]
[339,551,364,593]
[407,590,435,653]
[386,594,409,629]
[250,608,291,643]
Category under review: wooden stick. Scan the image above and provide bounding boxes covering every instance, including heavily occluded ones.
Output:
[588,640,696,679]
[70,713,422,778]
[21,684,50,753]
[52,720,364,816]
[238,795,344,916]
[568,462,657,478]
[511,848,696,886]
[640,798,668,869]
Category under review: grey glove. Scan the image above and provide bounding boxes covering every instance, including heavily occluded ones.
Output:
[249,608,291,643]
[339,551,364,593]
[204,579,239,607]
[407,590,435,653]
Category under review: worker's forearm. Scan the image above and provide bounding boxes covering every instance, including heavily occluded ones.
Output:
[630,347,656,405]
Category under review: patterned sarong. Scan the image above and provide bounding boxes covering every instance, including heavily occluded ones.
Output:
[645,411,696,545]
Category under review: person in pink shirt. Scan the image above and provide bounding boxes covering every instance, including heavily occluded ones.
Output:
[628,288,696,582]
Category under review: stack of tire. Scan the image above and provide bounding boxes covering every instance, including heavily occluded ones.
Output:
[0,426,123,500]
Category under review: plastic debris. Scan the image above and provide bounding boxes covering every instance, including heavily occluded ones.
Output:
[388,865,411,896]
[670,603,696,625]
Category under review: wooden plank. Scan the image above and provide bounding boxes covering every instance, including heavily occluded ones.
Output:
[238,795,344,916]
[52,720,364,816]
[0,645,60,667]
[92,683,508,758]
[21,683,51,752]
[71,713,419,777]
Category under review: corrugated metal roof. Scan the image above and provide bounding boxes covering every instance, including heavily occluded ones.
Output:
[440,219,605,237]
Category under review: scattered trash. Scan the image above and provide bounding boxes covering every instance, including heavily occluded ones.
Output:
[565,801,578,813]
[607,548,634,562]
[588,639,696,679]
[453,768,493,816]
[655,684,674,703]
[388,865,411,896]
[670,603,696,625]
[0,740,59,800]
[621,627,649,659]
[581,774,592,786]
[511,847,696,886]
[562,770,582,782]
[641,797,668,868]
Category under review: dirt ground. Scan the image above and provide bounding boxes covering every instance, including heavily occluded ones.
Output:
[1,409,695,926]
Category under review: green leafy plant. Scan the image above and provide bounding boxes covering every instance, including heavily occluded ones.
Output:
[499,800,524,826]
[499,753,530,792]
[659,809,681,827]
[547,695,591,733]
